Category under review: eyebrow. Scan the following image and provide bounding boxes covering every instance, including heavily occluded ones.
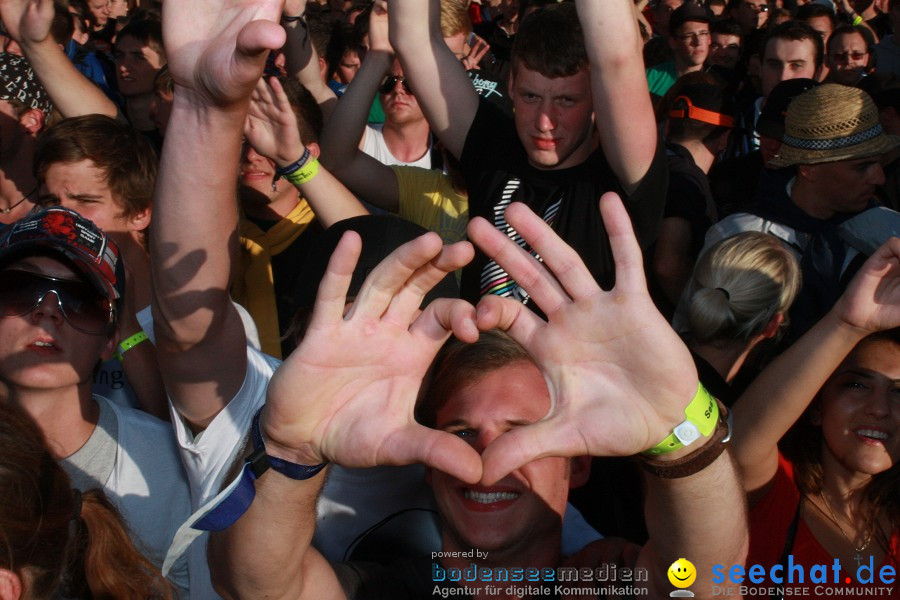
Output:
[841,368,900,385]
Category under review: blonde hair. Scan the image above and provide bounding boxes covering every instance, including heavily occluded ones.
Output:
[440,0,472,38]
[685,233,800,344]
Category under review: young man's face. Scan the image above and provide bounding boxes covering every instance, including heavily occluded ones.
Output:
[114,35,165,98]
[509,64,595,171]
[709,32,742,69]
[801,155,885,218]
[761,37,818,99]
[335,49,361,86]
[670,21,711,69]
[238,142,297,207]
[379,62,426,127]
[88,0,111,27]
[826,31,869,86]
[41,160,148,235]
[430,361,586,559]
[0,256,115,392]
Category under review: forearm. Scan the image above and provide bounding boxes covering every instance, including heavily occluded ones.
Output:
[283,18,338,121]
[285,159,369,227]
[21,39,118,118]
[208,465,331,600]
[640,450,748,599]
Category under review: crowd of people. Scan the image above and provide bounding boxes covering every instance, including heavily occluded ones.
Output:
[0,0,898,598]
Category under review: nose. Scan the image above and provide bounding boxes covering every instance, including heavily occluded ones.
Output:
[870,162,886,187]
[536,103,556,132]
[242,144,266,163]
[865,389,892,418]
[31,292,64,325]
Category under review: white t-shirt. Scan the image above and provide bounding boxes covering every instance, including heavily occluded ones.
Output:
[362,123,433,169]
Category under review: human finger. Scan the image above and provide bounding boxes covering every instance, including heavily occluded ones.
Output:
[504,202,599,302]
[479,416,585,485]
[399,426,483,484]
[235,19,287,65]
[473,295,543,349]
[599,192,647,294]
[467,214,569,315]
[410,298,479,346]
[346,232,444,321]
[381,241,473,326]
[307,231,362,327]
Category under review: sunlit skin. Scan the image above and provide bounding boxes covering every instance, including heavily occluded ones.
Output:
[87,0,111,28]
[508,64,596,170]
[670,21,711,70]
[378,62,427,127]
[334,49,361,86]
[815,339,900,481]
[429,361,589,565]
[0,256,115,393]
[40,160,148,235]
[761,37,818,99]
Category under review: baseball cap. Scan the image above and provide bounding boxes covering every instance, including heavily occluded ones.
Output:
[669,3,711,35]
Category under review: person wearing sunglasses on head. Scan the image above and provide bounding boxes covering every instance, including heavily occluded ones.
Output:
[0,206,197,597]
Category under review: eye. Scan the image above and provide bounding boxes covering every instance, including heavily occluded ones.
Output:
[450,428,477,441]
[844,380,869,391]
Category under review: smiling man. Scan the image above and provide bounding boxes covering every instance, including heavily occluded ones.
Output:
[389,0,666,303]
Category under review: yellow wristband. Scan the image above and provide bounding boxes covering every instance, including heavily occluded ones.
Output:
[643,383,719,456]
[115,330,149,362]
[284,157,320,186]
[852,14,863,25]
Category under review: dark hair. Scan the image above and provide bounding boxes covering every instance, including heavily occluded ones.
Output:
[50,0,75,45]
[307,7,345,79]
[280,78,324,145]
[711,18,744,38]
[517,0,558,23]
[0,402,174,599]
[796,2,838,28]
[782,329,900,555]
[115,18,165,62]
[417,330,534,428]
[665,72,735,144]
[761,20,825,70]
[826,23,874,55]
[511,2,588,78]
[34,115,158,220]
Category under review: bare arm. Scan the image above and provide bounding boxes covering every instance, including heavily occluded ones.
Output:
[652,218,696,306]
[150,0,286,429]
[390,0,478,159]
[576,0,657,193]
[319,3,399,211]
[281,0,339,120]
[210,231,481,598]
[732,237,900,497]
[245,76,368,227]
[0,0,118,118]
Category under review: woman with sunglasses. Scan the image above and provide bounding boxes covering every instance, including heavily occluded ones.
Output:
[0,207,196,596]
[732,237,900,597]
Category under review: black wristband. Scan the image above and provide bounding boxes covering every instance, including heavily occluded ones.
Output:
[250,407,327,480]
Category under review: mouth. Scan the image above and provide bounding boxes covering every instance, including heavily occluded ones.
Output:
[240,170,273,181]
[460,488,521,512]
[29,339,61,354]
[856,428,890,444]
[532,137,559,151]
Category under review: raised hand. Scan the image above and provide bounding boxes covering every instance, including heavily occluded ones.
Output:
[834,236,900,335]
[163,0,287,108]
[282,0,307,17]
[261,232,484,484]
[245,76,304,167]
[0,0,52,46]
[468,193,699,483]
[369,0,391,53]
[461,33,490,71]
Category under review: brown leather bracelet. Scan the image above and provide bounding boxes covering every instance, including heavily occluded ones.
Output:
[636,401,732,479]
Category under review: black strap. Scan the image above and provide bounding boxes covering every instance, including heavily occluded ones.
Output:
[771,499,802,600]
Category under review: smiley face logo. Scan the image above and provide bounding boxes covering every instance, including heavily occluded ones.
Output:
[668,558,697,588]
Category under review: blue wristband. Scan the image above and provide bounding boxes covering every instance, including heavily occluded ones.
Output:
[275,147,311,178]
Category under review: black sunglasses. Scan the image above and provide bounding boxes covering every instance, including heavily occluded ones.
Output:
[0,270,114,334]
[378,75,412,95]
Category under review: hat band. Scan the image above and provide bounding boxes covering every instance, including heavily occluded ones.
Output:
[782,122,884,151]
[669,95,734,128]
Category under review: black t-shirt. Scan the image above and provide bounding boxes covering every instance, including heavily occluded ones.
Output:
[662,143,714,260]
[459,98,668,304]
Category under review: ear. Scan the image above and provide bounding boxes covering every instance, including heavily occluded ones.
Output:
[125,205,152,232]
[306,142,321,160]
[568,456,592,490]
[99,324,120,361]
[760,312,784,339]
[318,56,328,82]
[797,163,818,182]
[18,108,45,135]
[0,568,23,600]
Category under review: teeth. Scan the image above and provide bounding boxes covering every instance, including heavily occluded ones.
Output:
[464,490,519,503]
[34,341,53,347]
[858,429,889,440]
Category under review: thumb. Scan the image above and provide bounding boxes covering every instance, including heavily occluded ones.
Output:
[480,417,582,485]
[235,20,286,64]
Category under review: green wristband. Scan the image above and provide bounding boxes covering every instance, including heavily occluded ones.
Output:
[852,14,863,25]
[643,383,719,456]
[115,330,149,362]
[283,157,320,186]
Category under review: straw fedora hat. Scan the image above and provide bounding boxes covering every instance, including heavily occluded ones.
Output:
[768,83,900,167]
